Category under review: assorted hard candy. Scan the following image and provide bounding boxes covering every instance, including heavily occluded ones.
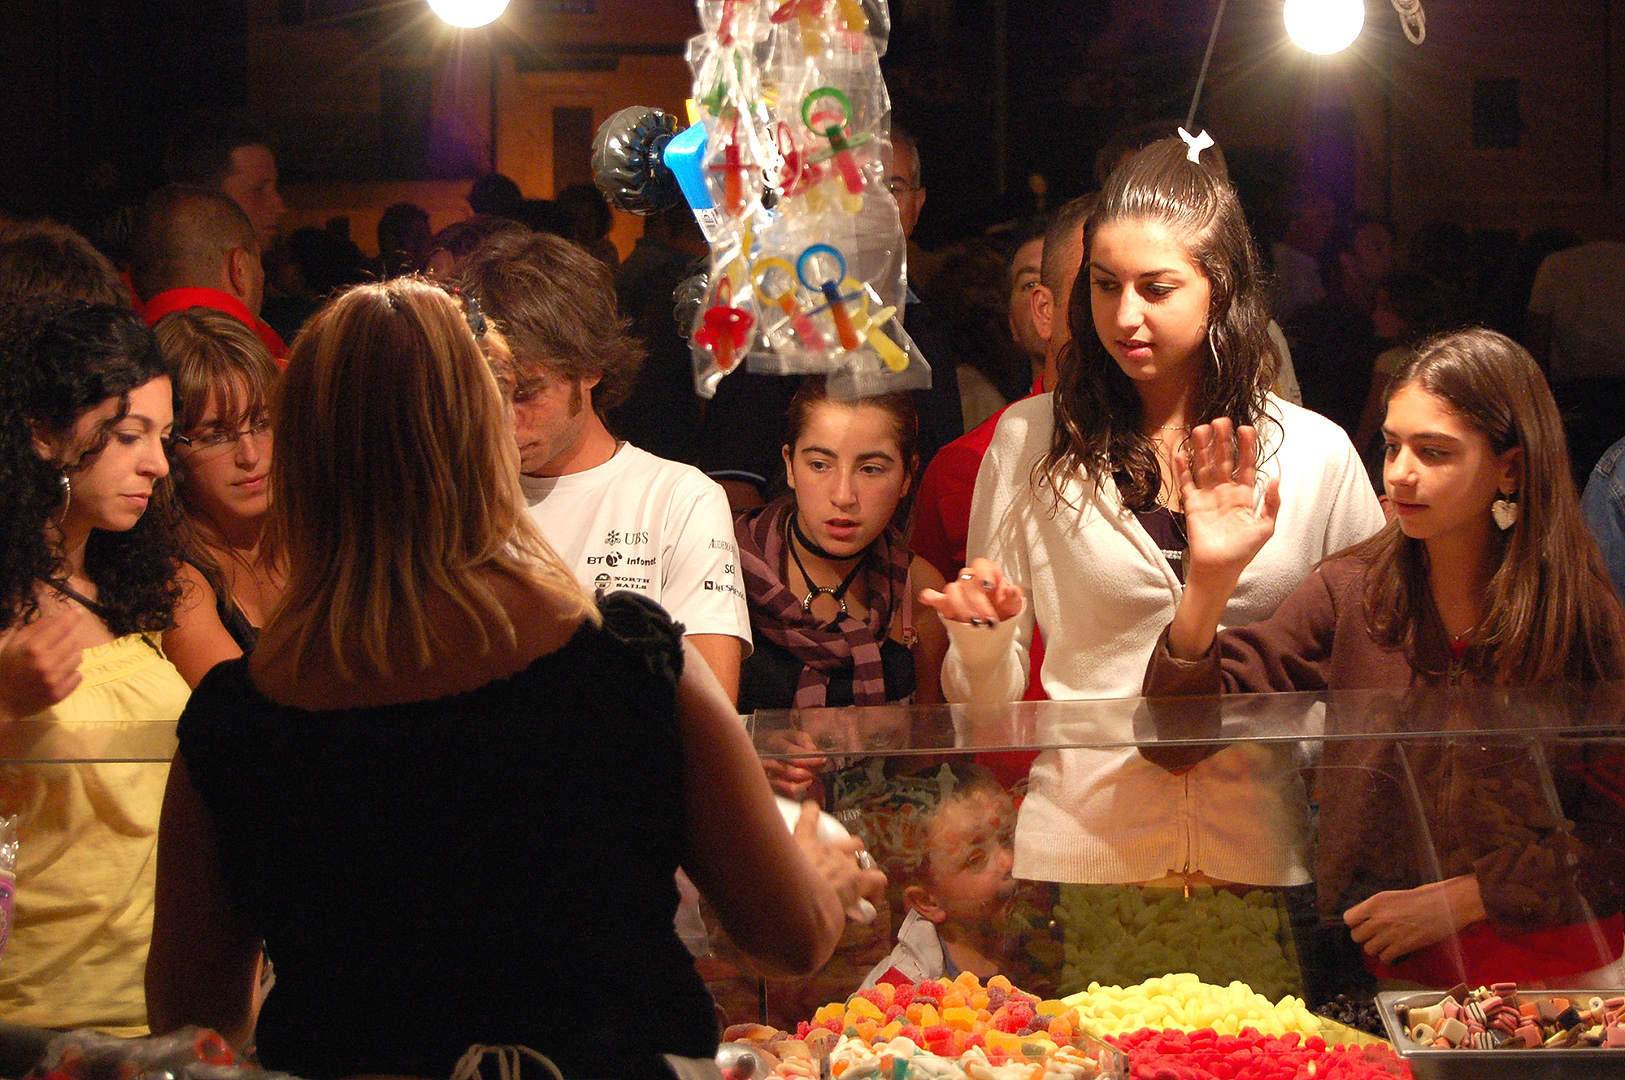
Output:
[1394,981,1625,1051]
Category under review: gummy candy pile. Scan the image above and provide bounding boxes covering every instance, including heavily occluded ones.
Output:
[1052,885,1303,1004]
[1107,1028,1408,1080]
[725,973,1407,1080]
[1059,973,1326,1041]
[799,973,1079,1060]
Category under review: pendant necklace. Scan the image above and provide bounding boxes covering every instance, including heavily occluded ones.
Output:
[788,514,868,620]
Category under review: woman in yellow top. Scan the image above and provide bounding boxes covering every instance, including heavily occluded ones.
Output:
[0,301,189,1035]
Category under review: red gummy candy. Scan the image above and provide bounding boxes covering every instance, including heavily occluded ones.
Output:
[796,1022,812,1039]
[856,988,890,1010]
[914,981,947,1001]
[884,1004,906,1022]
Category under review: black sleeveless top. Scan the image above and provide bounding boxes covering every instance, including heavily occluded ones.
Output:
[182,558,259,652]
[737,635,917,714]
[177,593,715,1080]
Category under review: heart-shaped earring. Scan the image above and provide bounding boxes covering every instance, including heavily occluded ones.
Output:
[1491,492,1518,531]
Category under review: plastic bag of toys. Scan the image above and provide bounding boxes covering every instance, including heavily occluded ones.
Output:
[594,0,930,400]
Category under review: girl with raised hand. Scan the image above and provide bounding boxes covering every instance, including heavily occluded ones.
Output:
[152,309,283,686]
[920,134,1383,895]
[0,301,187,1034]
[1147,327,1625,988]
[146,279,884,1078]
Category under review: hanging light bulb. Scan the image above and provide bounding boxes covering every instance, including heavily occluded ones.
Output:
[428,0,509,28]
[1284,0,1366,54]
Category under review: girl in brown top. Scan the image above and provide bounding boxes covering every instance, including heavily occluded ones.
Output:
[1146,326,1625,988]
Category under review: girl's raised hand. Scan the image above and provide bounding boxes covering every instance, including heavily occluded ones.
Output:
[919,557,1023,628]
[1177,418,1281,590]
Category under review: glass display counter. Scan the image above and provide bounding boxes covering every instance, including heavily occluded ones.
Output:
[700,684,1625,1037]
[0,719,176,1077]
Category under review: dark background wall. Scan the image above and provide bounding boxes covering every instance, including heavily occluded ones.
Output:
[5,0,1623,252]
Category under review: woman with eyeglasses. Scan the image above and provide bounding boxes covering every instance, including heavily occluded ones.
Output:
[151,309,284,687]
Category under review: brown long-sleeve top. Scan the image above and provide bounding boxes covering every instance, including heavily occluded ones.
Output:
[1142,555,1625,934]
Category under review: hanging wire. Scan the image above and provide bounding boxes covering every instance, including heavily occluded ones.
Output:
[1392,0,1426,43]
[1185,0,1231,131]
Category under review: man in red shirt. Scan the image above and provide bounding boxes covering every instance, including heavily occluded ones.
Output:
[129,185,287,360]
[911,195,1093,582]
[908,196,1091,714]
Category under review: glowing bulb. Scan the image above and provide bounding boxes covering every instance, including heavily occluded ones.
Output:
[1284,0,1365,54]
[428,0,509,28]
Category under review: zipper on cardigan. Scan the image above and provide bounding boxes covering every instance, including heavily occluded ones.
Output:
[1181,772,1194,898]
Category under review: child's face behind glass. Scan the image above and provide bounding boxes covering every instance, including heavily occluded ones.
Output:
[923,788,1017,929]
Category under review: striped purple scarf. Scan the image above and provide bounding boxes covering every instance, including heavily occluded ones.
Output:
[735,494,912,708]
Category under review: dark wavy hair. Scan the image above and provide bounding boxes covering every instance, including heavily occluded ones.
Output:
[1348,327,1625,684]
[0,301,181,633]
[1041,136,1277,512]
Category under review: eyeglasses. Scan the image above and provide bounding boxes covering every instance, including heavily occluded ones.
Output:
[172,418,273,460]
[885,178,921,197]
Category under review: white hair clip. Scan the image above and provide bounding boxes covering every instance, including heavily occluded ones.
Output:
[1178,127,1215,163]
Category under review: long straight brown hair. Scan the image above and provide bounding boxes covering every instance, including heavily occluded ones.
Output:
[1350,327,1625,684]
[1040,135,1277,512]
[151,307,284,594]
[264,278,594,682]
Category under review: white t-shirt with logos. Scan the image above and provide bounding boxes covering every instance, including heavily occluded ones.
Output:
[519,443,752,651]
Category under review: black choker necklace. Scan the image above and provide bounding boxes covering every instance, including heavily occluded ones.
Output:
[789,512,855,561]
[787,514,868,618]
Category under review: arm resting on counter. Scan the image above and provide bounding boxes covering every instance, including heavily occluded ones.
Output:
[1344,875,1488,965]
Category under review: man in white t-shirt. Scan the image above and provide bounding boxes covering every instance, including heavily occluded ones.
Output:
[457,231,751,701]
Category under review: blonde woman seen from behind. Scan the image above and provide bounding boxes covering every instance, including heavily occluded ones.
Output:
[146,279,884,1079]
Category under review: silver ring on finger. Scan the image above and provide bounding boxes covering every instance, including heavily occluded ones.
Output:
[856,849,877,871]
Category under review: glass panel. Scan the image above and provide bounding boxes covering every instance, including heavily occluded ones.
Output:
[719,686,1625,1038]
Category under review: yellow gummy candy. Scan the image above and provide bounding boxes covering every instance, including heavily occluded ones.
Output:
[847,996,883,1021]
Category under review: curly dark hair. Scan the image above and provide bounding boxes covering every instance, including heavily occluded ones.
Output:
[0,301,181,633]
[1043,136,1278,513]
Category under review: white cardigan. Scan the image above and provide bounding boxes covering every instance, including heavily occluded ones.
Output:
[944,393,1386,885]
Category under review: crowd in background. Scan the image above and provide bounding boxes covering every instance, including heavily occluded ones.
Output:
[3,105,1625,1077]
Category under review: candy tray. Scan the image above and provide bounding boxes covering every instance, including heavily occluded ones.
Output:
[1376,989,1625,1080]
